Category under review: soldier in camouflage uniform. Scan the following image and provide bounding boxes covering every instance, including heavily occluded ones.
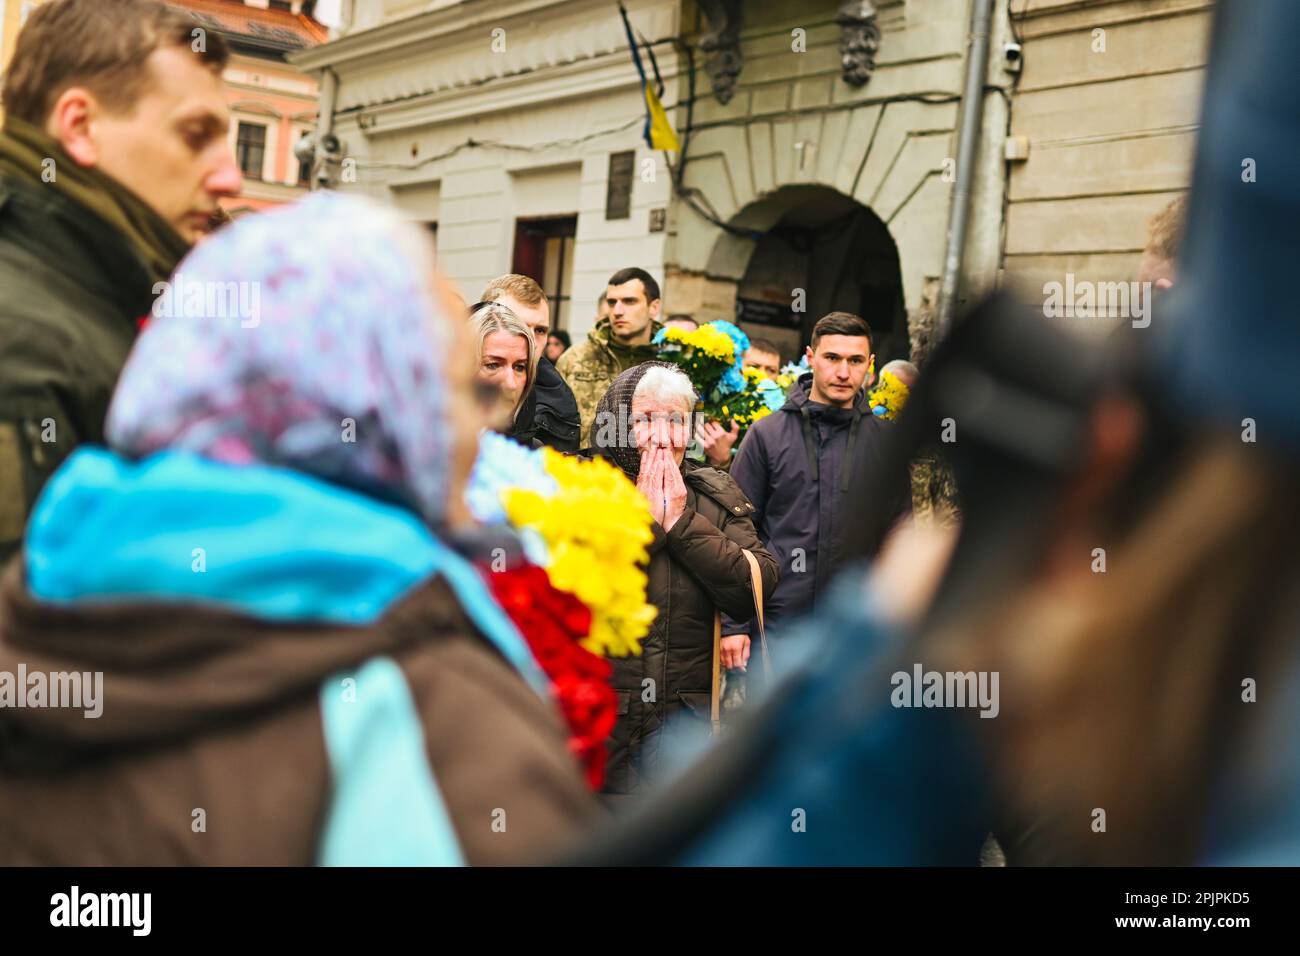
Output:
[556,267,664,448]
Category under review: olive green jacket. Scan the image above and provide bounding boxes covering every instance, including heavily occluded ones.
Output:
[0,174,159,562]
[555,316,663,448]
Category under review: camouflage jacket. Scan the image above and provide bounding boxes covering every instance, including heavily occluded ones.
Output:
[555,317,663,448]
[910,454,961,528]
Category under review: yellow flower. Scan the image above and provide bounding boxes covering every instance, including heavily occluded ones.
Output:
[679,324,738,363]
[503,450,658,658]
[867,370,910,422]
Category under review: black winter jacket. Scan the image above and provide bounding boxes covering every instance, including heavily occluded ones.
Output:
[723,374,910,636]
[512,356,582,452]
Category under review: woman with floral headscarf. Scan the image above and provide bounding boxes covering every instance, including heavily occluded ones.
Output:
[0,192,597,865]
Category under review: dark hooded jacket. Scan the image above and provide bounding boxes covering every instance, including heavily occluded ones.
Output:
[723,373,910,637]
[511,355,581,452]
[591,363,778,797]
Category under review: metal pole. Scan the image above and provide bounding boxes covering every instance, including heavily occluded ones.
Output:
[311,0,353,189]
[936,0,996,336]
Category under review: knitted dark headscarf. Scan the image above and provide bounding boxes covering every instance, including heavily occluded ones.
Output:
[592,361,697,479]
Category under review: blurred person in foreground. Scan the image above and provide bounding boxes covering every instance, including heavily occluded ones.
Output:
[569,0,1300,866]
[590,362,776,800]
[0,0,243,562]
[480,274,581,451]
[0,192,597,865]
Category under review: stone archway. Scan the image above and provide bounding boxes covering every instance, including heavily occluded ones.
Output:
[703,184,907,366]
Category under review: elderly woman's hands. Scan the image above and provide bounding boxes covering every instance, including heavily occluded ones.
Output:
[662,449,687,531]
[637,445,688,532]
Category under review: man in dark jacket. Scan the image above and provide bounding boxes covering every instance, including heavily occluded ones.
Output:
[721,312,911,666]
[480,274,582,451]
[0,0,243,561]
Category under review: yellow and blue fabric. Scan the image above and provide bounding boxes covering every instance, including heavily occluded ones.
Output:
[619,1,680,152]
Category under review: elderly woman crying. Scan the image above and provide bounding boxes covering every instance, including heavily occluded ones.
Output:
[591,362,777,800]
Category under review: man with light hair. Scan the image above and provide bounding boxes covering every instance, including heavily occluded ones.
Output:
[480,273,580,451]
[1137,194,1186,290]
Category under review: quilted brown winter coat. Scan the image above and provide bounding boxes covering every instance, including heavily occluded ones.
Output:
[589,361,778,797]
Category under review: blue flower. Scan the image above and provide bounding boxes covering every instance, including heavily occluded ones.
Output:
[718,365,746,396]
[757,378,786,411]
[465,431,556,524]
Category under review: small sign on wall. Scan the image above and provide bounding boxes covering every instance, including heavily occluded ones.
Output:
[736,296,799,328]
[606,151,634,220]
[649,208,666,232]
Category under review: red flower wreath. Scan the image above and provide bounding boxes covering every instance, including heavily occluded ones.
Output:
[482,562,617,789]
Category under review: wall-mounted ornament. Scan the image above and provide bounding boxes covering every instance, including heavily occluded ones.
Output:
[698,0,743,105]
[835,1,881,88]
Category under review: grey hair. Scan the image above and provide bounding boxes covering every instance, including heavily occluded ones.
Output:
[880,359,919,385]
[632,364,697,414]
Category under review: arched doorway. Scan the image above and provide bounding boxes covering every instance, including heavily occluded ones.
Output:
[707,185,907,368]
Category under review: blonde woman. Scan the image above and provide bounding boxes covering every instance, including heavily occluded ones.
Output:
[471,301,538,434]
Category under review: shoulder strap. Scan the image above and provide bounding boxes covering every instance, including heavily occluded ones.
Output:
[710,612,722,736]
[740,548,771,678]
[711,547,770,737]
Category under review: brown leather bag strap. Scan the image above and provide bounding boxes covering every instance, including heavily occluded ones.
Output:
[710,611,722,736]
[740,548,771,679]
[712,549,768,737]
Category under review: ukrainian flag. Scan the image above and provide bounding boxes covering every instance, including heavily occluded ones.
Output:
[619,2,681,152]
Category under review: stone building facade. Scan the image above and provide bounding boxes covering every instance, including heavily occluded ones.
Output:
[295,0,1213,353]
[295,0,681,330]
[1002,0,1211,320]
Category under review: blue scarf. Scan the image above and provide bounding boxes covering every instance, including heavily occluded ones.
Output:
[26,447,547,865]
